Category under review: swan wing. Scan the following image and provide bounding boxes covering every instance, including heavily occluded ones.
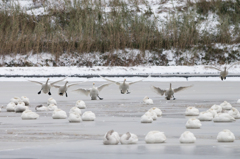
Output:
[227,61,240,70]
[72,88,90,96]
[174,85,193,93]
[151,86,166,96]
[129,79,143,85]
[205,66,222,71]
[50,77,67,86]
[98,83,112,92]
[51,84,61,88]
[99,75,121,85]
[28,80,43,85]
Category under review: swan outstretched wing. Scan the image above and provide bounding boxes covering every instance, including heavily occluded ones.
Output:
[174,85,193,93]
[98,83,112,92]
[99,75,121,85]
[28,80,43,85]
[129,75,150,85]
[151,86,166,96]
[68,81,87,88]
[73,88,90,96]
[51,84,61,88]
[227,61,240,70]
[50,77,67,86]
[205,66,222,71]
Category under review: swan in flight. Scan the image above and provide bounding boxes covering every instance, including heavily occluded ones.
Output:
[205,61,240,80]
[28,77,67,95]
[152,83,192,100]
[99,75,148,94]
[73,83,111,100]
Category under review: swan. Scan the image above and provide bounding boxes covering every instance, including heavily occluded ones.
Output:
[148,107,162,117]
[141,114,153,123]
[28,77,66,95]
[213,113,235,122]
[75,100,86,109]
[21,96,30,106]
[145,111,157,120]
[205,61,240,80]
[52,109,67,119]
[143,96,153,104]
[220,101,232,110]
[211,104,222,113]
[48,104,58,111]
[228,107,240,119]
[103,130,120,145]
[207,108,217,117]
[145,131,167,143]
[69,106,81,115]
[73,83,111,100]
[10,97,21,104]
[186,118,202,129]
[198,111,213,121]
[179,131,196,143]
[82,111,96,121]
[21,110,39,120]
[6,102,16,112]
[15,101,28,113]
[152,83,192,100]
[217,129,235,142]
[99,75,147,94]
[35,105,48,111]
[52,81,85,97]
[120,132,138,144]
[47,97,57,105]
[185,107,199,116]
[68,112,82,123]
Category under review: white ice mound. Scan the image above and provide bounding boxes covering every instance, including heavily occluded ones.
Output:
[35,105,48,111]
[148,107,162,116]
[179,131,196,143]
[145,111,157,120]
[143,96,153,105]
[220,101,232,110]
[185,107,199,116]
[213,113,235,122]
[237,99,240,103]
[207,108,217,117]
[211,104,222,113]
[69,106,81,115]
[52,109,67,119]
[217,129,235,142]
[11,97,21,104]
[186,117,202,129]
[47,97,57,105]
[103,130,120,145]
[141,114,153,123]
[228,107,240,119]
[68,112,82,123]
[6,102,16,112]
[48,104,58,111]
[75,100,86,109]
[21,110,39,120]
[82,111,96,121]
[120,132,138,144]
[198,111,213,121]
[145,131,166,143]
[15,101,28,113]
[21,96,30,106]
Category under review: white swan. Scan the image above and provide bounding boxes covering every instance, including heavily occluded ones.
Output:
[228,107,240,119]
[52,109,67,119]
[198,111,213,121]
[68,112,82,123]
[186,117,202,129]
[75,100,86,109]
[185,107,199,116]
[6,102,16,112]
[217,129,235,142]
[145,111,157,120]
[10,97,21,104]
[141,114,153,123]
[69,106,81,115]
[213,113,235,122]
[15,101,28,113]
[152,83,192,100]
[73,83,111,100]
[207,108,217,117]
[47,97,57,105]
[103,130,120,145]
[21,96,30,106]
[148,107,162,117]
[143,96,153,104]
[220,101,232,110]
[35,105,48,111]
[52,81,85,97]
[145,131,167,143]
[120,132,138,144]
[211,104,222,113]
[48,104,58,111]
[179,131,196,143]
[21,110,39,120]
[82,111,96,121]
[28,77,66,95]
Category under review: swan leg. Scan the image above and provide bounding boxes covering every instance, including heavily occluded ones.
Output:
[221,76,223,81]
[173,95,176,100]
[224,77,226,80]
[121,90,124,94]
[98,95,103,100]
[66,92,68,97]
[38,90,41,94]
[48,92,51,95]
[127,90,131,94]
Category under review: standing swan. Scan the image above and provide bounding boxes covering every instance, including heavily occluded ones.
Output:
[73,83,111,100]
[52,81,85,97]
[28,77,67,95]
[152,83,192,100]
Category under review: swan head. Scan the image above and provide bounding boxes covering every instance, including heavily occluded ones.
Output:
[124,79,126,82]
[93,82,95,86]
[47,78,50,81]
[224,66,227,70]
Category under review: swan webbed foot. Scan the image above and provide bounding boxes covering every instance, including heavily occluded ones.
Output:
[98,95,103,100]
[38,91,41,94]
[173,98,176,100]
[59,93,63,96]
[166,97,170,100]
[48,92,51,95]
[221,76,223,81]
[66,92,68,97]
[224,77,226,79]
[127,90,131,94]
[121,90,124,94]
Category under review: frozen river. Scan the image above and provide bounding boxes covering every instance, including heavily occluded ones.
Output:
[0,80,240,158]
